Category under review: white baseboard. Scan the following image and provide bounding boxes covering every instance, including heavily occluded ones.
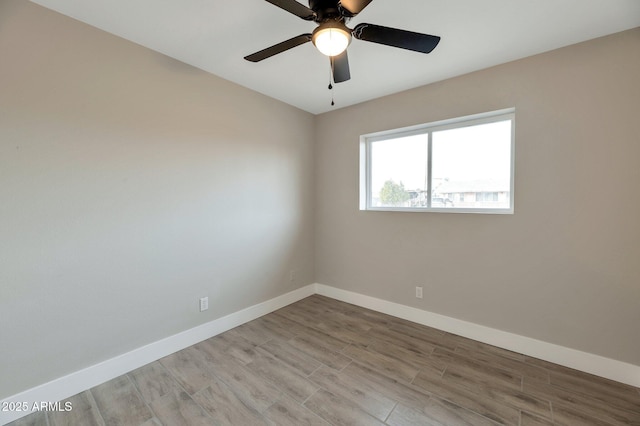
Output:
[314,283,640,388]
[0,284,315,425]
[4,282,639,425]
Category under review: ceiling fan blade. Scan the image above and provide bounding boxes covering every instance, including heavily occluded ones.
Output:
[339,0,374,16]
[244,34,312,62]
[264,0,316,20]
[353,23,440,54]
[331,50,351,83]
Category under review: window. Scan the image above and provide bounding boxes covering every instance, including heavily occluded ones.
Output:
[359,109,515,213]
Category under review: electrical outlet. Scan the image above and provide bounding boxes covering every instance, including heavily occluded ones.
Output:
[199,296,209,312]
[289,269,296,282]
[415,286,423,299]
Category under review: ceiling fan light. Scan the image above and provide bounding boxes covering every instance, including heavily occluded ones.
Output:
[312,25,351,56]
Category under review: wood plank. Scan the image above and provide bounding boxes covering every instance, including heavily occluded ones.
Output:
[341,361,433,412]
[523,377,640,426]
[386,404,441,426]
[273,309,351,351]
[6,411,47,426]
[433,348,523,393]
[365,338,437,371]
[452,338,526,361]
[303,389,386,426]
[245,350,319,403]
[453,344,550,383]
[366,325,438,358]
[191,378,268,425]
[387,321,456,352]
[305,295,357,313]
[342,344,419,383]
[48,391,104,426]
[338,305,406,329]
[254,313,303,340]
[552,404,621,426]
[287,335,352,370]
[159,345,217,395]
[284,301,373,345]
[549,369,640,410]
[261,311,314,336]
[201,331,259,365]
[90,375,153,426]
[148,389,212,426]
[521,412,554,426]
[139,419,162,426]
[195,344,282,413]
[263,394,330,426]
[128,361,181,403]
[412,368,521,425]
[230,316,296,346]
[258,338,322,377]
[387,400,501,426]
[308,366,397,421]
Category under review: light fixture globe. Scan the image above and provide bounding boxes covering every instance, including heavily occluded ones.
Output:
[312,21,351,57]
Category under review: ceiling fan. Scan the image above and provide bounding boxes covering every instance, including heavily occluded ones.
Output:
[244,0,441,84]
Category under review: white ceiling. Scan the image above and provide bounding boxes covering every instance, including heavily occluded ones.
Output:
[30,0,640,114]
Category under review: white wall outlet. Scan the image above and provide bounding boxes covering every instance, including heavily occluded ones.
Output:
[199,296,209,312]
[415,286,423,299]
[289,269,295,282]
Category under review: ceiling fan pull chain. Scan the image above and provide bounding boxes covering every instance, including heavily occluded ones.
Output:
[328,68,335,106]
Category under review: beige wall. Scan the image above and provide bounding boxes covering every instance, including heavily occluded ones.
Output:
[315,28,640,365]
[0,1,315,399]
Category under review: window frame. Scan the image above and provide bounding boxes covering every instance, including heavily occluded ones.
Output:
[359,108,515,214]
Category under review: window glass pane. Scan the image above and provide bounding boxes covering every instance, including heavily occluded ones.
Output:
[432,120,511,209]
[370,134,428,208]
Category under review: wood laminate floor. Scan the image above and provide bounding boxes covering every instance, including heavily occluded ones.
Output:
[8,295,640,426]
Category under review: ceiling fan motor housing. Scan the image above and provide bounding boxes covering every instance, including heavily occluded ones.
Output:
[309,0,342,22]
